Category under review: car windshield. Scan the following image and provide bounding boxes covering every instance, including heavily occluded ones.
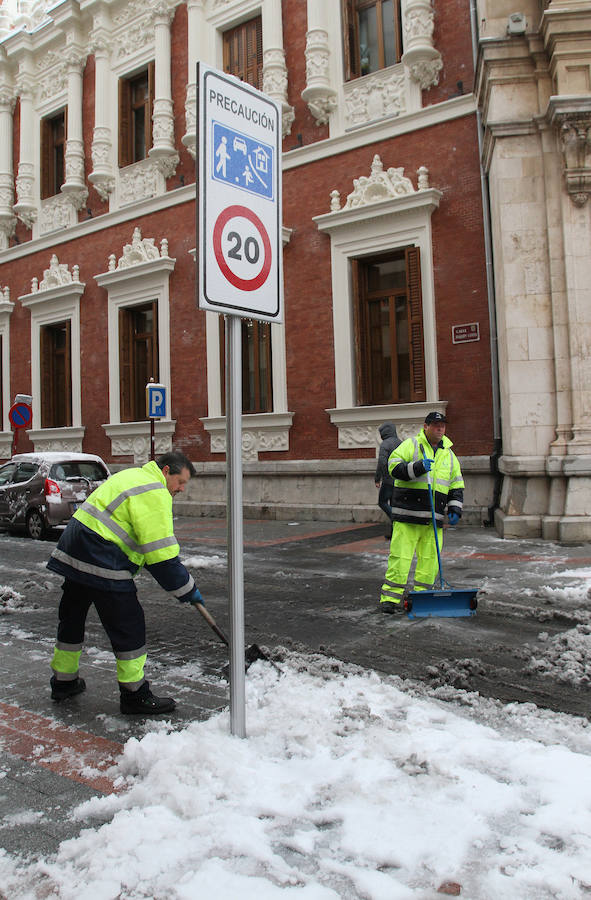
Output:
[49,461,108,481]
[0,463,17,485]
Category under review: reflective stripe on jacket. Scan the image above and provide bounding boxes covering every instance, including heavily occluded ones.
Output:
[47,461,195,598]
[387,429,464,526]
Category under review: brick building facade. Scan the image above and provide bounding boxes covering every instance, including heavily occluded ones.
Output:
[1,0,579,535]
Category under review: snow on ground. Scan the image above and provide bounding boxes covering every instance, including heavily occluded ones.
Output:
[0,654,590,900]
[182,553,227,570]
[529,626,591,687]
[0,585,25,613]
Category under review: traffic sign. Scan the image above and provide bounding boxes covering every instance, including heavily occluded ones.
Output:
[146,382,166,419]
[8,402,32,429]
[197,64,282,322]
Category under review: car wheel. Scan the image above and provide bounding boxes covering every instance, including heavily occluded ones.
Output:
[26,509,47,540]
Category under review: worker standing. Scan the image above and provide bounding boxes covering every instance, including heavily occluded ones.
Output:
[379,412,464,613]
[47,450,204,714]
[375,422,401,540]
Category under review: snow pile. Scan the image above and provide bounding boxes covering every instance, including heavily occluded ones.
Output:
[0,656,590,899]
[0,585,25,613]
[182,553,226,570]
[529,626,591,687]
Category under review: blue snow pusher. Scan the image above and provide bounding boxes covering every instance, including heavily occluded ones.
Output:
[405,451,478,620]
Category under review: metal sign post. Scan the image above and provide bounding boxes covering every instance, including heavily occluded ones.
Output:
[197,64,282,737]
[8,401,32,457]
[146,379,166,461]
[225,315,246,737]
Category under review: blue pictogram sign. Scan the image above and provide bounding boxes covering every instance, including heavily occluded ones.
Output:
[211,122,274,202]
[8,402,32,429]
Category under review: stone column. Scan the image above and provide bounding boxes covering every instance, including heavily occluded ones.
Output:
[13,58,36,230]
[181,0,206,160]
[149,0,178,175]
[401,0,443,91]
[301,0,337,126]
[262,0,294,137]
[0,52,15,250]
[62,48,87,200]
[88,24,115,201]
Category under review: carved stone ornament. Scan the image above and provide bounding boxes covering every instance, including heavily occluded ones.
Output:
[211,427,289,461]
[112,433,172,463]
[0,87,15,110]
[14,161,37,229]
[118,161,162,206]
[262,48,294,137]
[344,68,406,128]
[40,189,87,235]
[302,29,337,126]
[0,172,16,250]
[112,18,153,61]
[182,83,197,159]
[408,57,443,91]
[401,0,443,91]
[558,115,591,206]
[32,254,81,293]
[342,155,421,209]
[112,227,169,270]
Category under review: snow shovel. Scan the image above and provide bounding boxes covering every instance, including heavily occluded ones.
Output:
[191,601,271,672]
[405,451,478,619]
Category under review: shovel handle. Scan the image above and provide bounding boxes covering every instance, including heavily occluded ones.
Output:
[420,445,444,589]
[192,601,230,647]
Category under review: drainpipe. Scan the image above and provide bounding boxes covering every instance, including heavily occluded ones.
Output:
[469,0,503,526]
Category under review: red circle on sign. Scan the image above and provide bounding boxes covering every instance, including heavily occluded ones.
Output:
[213,205,272,292]
[8,403,32,429]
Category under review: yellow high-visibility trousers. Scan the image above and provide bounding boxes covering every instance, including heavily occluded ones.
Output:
[380,521,442,606]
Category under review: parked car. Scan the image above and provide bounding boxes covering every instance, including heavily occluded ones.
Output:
[0,452,110,539]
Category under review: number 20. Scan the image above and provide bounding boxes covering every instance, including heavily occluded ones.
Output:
[227,231,260,265]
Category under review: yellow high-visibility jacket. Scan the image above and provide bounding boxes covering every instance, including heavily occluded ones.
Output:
[388,429,464,527]
[47,461,195,598]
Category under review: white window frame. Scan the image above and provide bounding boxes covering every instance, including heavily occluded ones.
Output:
[191,233,294,461]
[0,296,14,457]
[314,185,443,448]
[19,281,85,451]
[95,254,176,462]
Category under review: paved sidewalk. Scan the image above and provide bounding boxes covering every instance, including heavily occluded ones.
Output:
[1,517,590,861]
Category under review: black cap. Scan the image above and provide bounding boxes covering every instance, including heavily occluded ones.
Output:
[425,411,447,424]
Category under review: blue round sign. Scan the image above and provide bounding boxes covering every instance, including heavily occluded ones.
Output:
[8,402,32,429]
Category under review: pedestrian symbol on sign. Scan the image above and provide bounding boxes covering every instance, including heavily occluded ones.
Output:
[211,122,274,202]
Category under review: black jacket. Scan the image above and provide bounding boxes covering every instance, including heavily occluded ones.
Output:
[375,423,401,486]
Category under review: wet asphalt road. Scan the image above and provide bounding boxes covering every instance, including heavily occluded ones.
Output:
[1,516,590,722]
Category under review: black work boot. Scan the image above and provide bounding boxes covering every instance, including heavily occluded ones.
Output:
[380,600,403,614]
[120,681,176,715]
[50,675,86,702]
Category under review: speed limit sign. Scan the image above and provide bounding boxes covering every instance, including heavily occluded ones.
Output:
[197,64,282,322]
[213,205,272,292]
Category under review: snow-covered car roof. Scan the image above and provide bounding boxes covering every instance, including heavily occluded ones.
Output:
[4,452,108,465]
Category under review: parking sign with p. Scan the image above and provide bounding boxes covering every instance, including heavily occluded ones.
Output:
[146,382,166,419]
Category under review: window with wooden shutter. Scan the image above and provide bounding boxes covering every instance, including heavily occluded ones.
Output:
[223,16,263,90]
[118,63,155,167]
[219,317,273,414]
[119,301,159,422]
[405,245,426,402]
[40,109,66,199]
[342,0,403,80]
[40,320,72,427]
[354,247,425,405]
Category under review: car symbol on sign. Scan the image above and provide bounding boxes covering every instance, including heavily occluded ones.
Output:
[233,137,247,155]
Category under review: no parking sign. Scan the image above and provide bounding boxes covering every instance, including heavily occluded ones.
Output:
[197,64,282,322]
